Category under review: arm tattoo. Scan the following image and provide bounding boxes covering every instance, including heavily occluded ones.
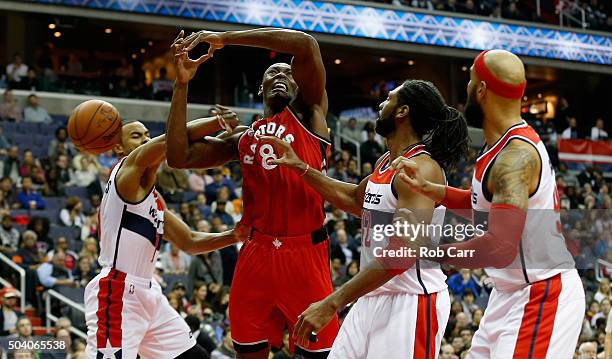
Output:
[490,144,538,211]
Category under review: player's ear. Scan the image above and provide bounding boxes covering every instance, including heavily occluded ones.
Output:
[257,84,263,97]
[112,143,123,157]
[477,81,487,100]
[396,104,410,119]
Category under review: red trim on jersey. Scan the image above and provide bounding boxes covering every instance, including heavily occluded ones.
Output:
[475,123,541,182]
[369,145,429,185]
[512,274,561,359]
[96,269,127,348]
[414,292,438,359]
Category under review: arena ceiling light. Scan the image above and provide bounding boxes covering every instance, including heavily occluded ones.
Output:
[104,28,112,34]
[334,59,341,65]
[408,60,415,66]
[379,57,386,63]
[53,31,61,38]
[48,23,56,30]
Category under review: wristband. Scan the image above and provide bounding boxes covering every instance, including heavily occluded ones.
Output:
[299,164,310,177]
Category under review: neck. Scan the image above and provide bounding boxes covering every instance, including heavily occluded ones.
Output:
[386,128,421,161]
[482,100,523,147]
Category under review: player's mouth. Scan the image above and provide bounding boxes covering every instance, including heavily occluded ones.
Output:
[271,82,288,92]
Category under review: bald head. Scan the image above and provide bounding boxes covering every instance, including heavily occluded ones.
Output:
[480,50,525,86]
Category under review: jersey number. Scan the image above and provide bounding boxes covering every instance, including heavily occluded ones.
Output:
[244,143,278,170]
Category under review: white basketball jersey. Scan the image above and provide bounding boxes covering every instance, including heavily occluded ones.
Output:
[471,121,575,291]
[361,144,447,296]
[97,158,165,278]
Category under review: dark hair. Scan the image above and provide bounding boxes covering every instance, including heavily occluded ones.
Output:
[396,80,470,170]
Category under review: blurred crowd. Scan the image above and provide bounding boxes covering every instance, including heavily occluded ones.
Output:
[371,0,612,31]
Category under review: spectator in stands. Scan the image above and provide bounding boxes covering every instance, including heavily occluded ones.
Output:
[3,146,21,184]
[444,0,460,12]
[79,237,98,263]
[503,1,524,20]
[23,94,52,124]
[211,187,238,224]
[157,161,189,202]
[190,281,211,310]
[14,317,33,340]
[24,68,39,91]
[15,230,43,270]
[346,159,360,184]
[461,289,478,322]
[578,341,597,358]
[66,54,83,75]
[195,194,212,219]
[330,229,358,265]
[342,117,362,143]
[360,130,384,167]
[0,90,23,122]
[153,67,173,101]
[26,216,51,250]
[595,278,611,303]
[0,287,23,336]
[59,196,85,229]
[591,117,608,140]
[97,150,116,170]
[593,298,611,327]
[211,328,236,359]
[448,269,481,299]
[73,255,96,287]
[188,169,210,193]
[48,127,76,159]
[0,216,19,254]
[46,237,78,271]
[160,242,191,274]
[439,344,457,359]
[6,53,28,90]
[167,293,188,319]
[19,149,45,185]
[72,154,99,187]
[17,176,45,210]
[205,168,237,202]
[562,117,580,139]
[471,308,484,330]
[36,250,76,289]
[188,253,223,293]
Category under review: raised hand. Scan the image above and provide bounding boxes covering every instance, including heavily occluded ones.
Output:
[214,104,240,134]
[172,30,213,86]
[180,30,225,53]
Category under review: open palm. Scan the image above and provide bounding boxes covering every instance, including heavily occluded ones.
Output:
[172,30,211,85]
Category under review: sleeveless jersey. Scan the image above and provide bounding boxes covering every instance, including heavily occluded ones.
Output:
[361,144,447,296]
[97,158,165,278]
[238,106,331,237]
[471,121,575,291]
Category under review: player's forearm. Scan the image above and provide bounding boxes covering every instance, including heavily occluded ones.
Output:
[183,230,238,254]
[220,28,317,57]
[327,264,396,311]
[165,83,190,168]
[299,163,361,217]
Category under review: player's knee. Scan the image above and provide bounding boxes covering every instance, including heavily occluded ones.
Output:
[174,344,210,359]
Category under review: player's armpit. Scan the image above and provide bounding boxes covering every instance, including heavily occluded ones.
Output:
[489,140,540,211]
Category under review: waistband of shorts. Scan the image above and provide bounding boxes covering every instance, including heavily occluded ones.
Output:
[100,267,154,289]
[249,226,328,249]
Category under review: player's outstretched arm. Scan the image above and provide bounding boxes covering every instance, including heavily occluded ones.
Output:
[179,28,329,139]
[166,31,243,169]
[261,136,365,217]
[433,140,538,268]
[163,209,246,254]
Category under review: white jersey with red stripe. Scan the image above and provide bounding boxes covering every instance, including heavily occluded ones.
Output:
[471,121,575,291]
[361,144,447,296]
[97,157,165,279]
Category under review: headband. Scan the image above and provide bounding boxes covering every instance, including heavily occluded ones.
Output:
[474,50,526,99]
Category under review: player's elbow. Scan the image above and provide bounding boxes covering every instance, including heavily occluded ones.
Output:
[295,33,319,56]
[166,154,188,169]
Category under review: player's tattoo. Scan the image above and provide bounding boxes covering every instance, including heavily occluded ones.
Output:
[490,143,539,211]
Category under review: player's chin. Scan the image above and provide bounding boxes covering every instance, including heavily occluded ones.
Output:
[267,90,292,101]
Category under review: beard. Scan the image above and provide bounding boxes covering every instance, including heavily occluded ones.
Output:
[375,110,396,137]
[464,89,484,129]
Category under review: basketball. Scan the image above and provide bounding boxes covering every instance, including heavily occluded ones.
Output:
[67,99,122,154]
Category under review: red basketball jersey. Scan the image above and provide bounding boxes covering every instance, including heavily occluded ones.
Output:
[238,106,331,237]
